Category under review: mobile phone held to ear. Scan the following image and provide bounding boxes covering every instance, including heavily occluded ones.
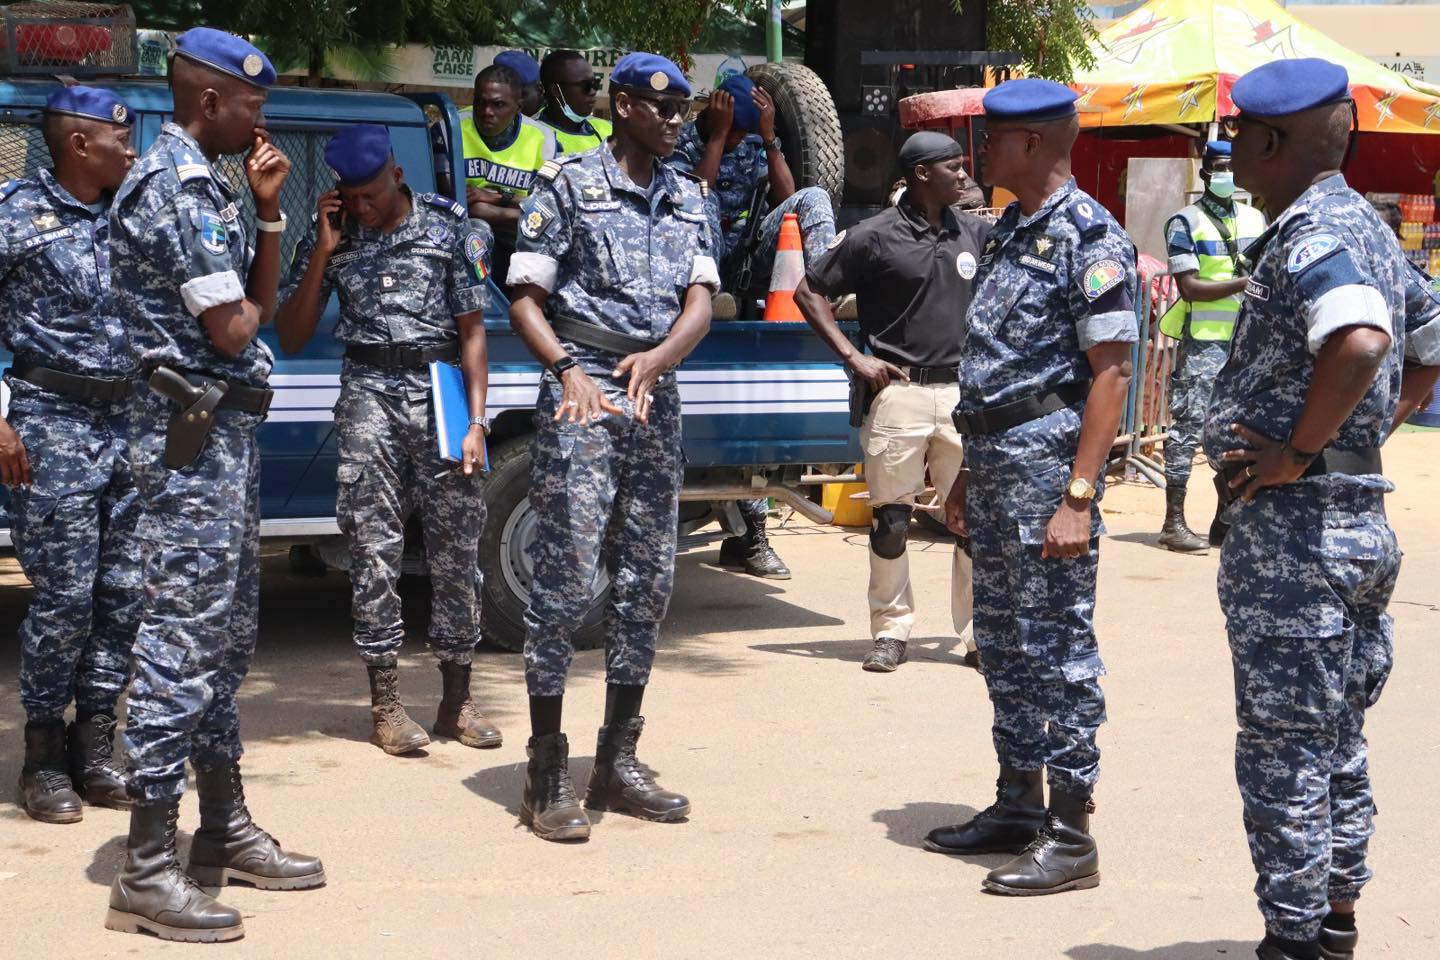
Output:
[328,209,342,231]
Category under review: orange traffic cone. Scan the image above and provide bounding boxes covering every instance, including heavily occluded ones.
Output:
[764,212,805,322]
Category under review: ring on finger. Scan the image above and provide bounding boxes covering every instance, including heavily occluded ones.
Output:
[1244,465,1254,478]
[566,400,578,407]
[644,392,655,402]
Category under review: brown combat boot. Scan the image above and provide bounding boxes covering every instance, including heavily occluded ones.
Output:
[187,762,325,890]
[433,661,502,748]
[366,665,430,755]
[105,799,244,942]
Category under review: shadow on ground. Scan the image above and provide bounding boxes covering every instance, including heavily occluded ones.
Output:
[1066,942,1256,959]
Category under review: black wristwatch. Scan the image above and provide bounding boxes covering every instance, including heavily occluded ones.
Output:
[763,136,782,153]
[1281,438,1321,467]
[551,355,577,378]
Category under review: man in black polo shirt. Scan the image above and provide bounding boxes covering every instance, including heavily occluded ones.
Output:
[796,132,990,673]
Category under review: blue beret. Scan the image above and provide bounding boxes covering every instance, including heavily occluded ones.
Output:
[610,52,691,98]
[720,74,758,132]
[1231,58,1350,117]
[325,125,392,187]
[1204,139,1231,158]
[44,85,132,126]
[175,27,276,89]
[983,78,1078,123]
[494,51,540,87]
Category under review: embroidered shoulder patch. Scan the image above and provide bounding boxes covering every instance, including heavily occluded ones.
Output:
[464,231,489,282]
[198,211,227,256]
[1286,233,1342,274]
[520,204,556,241]
[1082,258,1125,299]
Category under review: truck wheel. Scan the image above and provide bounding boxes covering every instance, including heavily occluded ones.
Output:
[747,61,845,206]
[478,436,610,653]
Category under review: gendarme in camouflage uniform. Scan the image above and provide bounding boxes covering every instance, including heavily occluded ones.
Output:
[2,88,140,820]
[287,191,492,668]
[509,146,716,697]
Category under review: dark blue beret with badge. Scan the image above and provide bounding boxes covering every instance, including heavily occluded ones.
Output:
[983,78,1078,123]
[1203,139,1231,159]
[44,85,133,126]
[494,50,540,87]
[325,124,393,187]
[175,27,277,89]
[1231,58,1349,117]
[610,52,691,98]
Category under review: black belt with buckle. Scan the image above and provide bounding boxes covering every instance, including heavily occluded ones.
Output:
[951,380,1090,437]
[8,362,133,404]
[344,341,460,369]
[552,315,664,356]
[900,365,960,386]
[145,366,274,415]
[1221,446,1383,487]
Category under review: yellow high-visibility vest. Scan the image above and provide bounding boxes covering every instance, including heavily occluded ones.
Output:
[545,116,612,156]
[1160,200,1267,341]
[458,111,557,200]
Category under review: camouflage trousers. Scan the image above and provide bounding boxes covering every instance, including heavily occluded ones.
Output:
[1164,338,1228,488]
[122,391,262,801]
[965,406,1106,796]
[1219,484,1399,941]
[523,373,683,697]
[334,381,485,667]
[732,187,837,294]
[8,388,140,722]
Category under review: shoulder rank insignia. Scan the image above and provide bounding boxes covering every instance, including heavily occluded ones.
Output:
[1068,197,1108,239]
[0,179,21,202]
[673,167,710,200]
[536,155,583,184]
[422,192,466,218]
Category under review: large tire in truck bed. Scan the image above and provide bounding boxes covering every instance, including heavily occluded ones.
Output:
[746,61,845,207]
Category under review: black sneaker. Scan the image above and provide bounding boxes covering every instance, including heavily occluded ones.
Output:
[862,637,906,673]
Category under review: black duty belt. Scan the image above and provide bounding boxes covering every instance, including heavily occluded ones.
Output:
[951,380,1090,437]
[1221,447,1383,487]
[553,314,663,356]
[8,363,133,405]
[344,341,460,369]
[146,366,273,415]
[898,365,960,386]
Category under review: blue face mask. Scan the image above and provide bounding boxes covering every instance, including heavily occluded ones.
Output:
[1208,171,1236,199]
[551,86,589,125]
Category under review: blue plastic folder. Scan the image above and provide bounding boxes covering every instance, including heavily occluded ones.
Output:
[429,360,488,471]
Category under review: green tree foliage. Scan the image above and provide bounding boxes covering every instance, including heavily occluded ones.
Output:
[128,0,519,81]
[549,1,769,68]
[956,1,1098,82]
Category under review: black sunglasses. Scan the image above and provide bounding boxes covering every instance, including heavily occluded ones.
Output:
[625,92,690,121]
[980,126,1041,145]
[558,78,603,94]
[1219,113,1286,141]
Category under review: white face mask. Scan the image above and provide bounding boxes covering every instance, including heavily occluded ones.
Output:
[1208,171,1236,199]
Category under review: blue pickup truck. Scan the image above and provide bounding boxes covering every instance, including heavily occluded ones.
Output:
[0,78,860,651]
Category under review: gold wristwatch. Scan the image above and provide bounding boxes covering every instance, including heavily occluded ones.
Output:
[1067,476,1097,501]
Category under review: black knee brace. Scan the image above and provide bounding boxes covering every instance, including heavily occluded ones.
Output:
[870,504,912,559]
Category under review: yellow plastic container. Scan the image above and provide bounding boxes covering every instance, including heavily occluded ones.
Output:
[821,464,872,527]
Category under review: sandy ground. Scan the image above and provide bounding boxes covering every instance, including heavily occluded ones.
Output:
[1,433,1437,959]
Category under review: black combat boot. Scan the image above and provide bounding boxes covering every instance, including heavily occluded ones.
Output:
[718,509,791,579]
[862,637,907,672]
[585,717,691,821]
[366,664,430,755]
[1158,484,1209,553]
[924,767,1044,855]
[105,799,244,942]
[1256,934,1320,960]
[186,762,326,890]
[520,732,591,842]
[68,712,131,810]
[18,719,82,824]
[433,661,502,748]
[982,788,1100,896]
[1319,912,1357,960]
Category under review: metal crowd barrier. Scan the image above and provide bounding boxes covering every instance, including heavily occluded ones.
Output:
[1114,269,1181,488]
